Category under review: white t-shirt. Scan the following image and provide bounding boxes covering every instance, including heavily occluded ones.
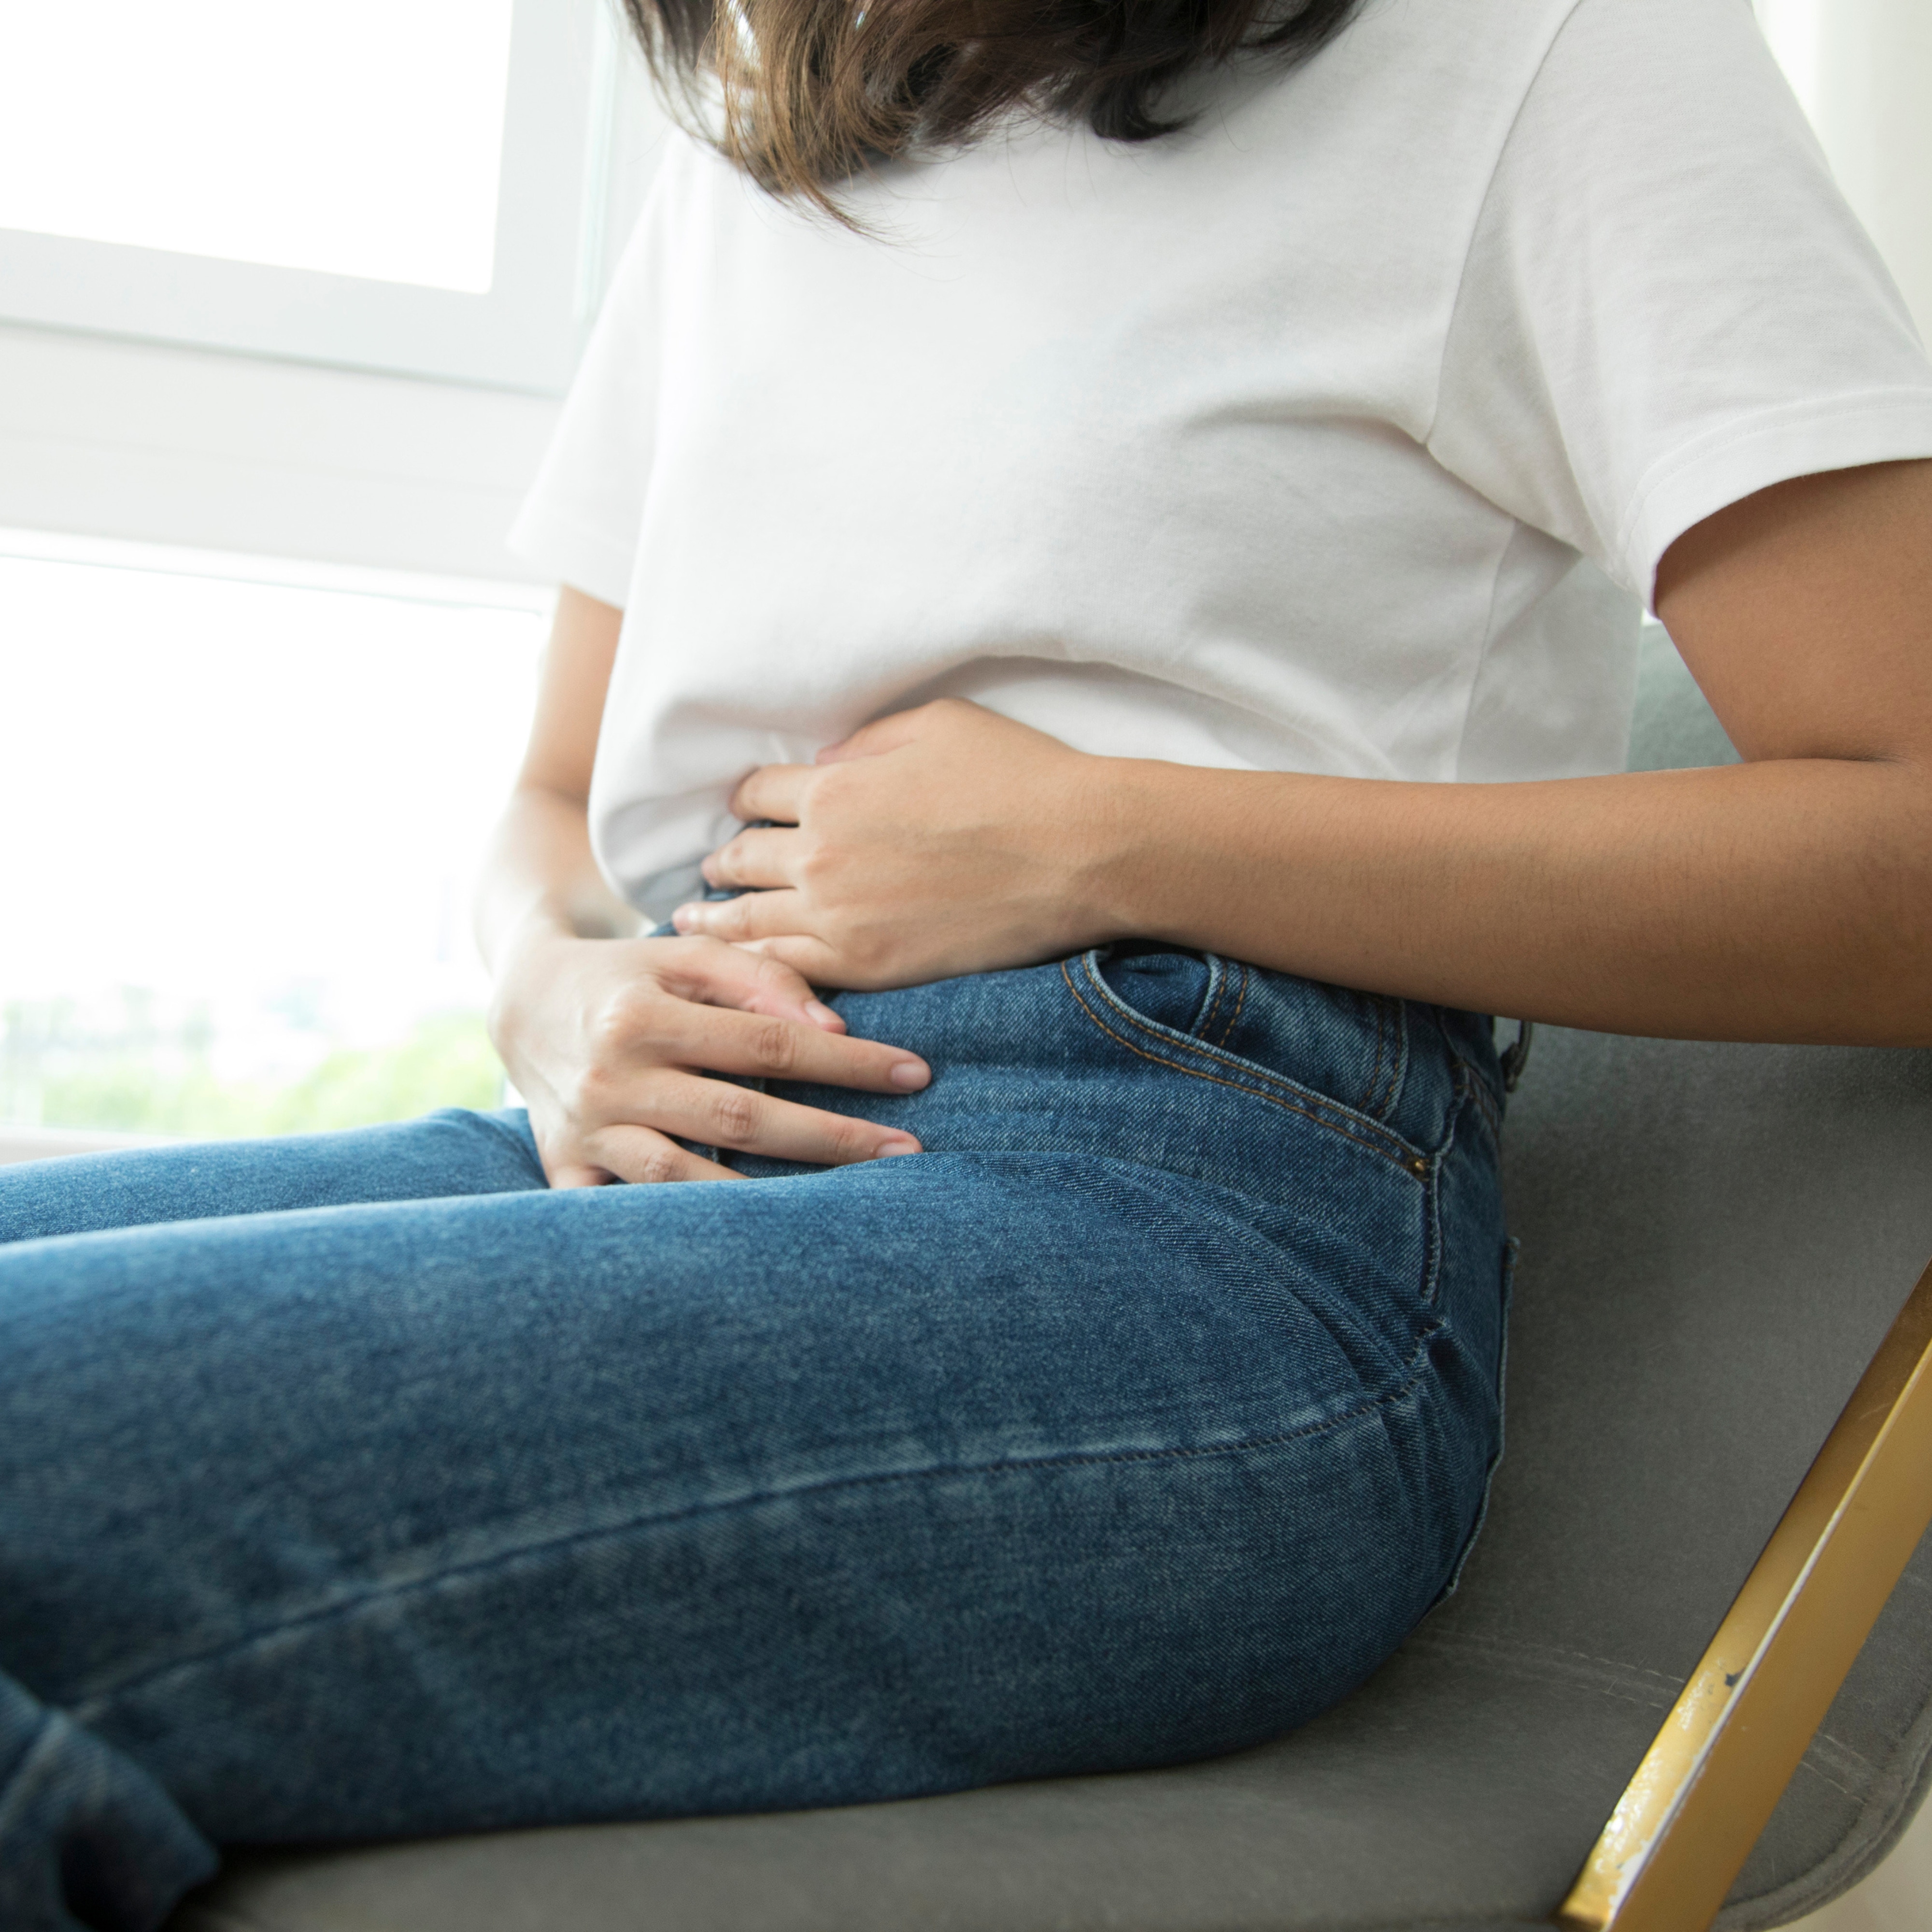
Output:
[511,0,1932,922]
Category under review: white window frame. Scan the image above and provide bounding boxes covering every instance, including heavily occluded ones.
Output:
[0,0,618,396]
[0,8,668,580]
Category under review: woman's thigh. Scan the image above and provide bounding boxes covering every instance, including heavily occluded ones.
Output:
[0,1144,1469,1846]
[0,1107,544,1245]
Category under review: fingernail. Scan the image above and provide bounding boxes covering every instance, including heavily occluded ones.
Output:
[877,1136,922,1157]
[888,1060,930,1090]
[806,999,843,1031]
[671,905,697,932]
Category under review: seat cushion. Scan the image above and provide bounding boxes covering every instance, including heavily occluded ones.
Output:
[170,1637,1662,1932]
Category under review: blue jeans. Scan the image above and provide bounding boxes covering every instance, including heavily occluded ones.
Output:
[0,947,1510,1932]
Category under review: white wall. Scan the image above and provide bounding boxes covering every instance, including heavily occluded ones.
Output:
[1758,0,1932,346]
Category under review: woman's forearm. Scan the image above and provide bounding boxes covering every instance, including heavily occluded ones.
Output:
[1091,752,1932,1044]
[475,783,640,972]
[1091,465,1932,1045]
[475,584,636,975]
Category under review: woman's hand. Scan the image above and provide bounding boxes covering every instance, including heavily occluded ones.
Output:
[671,699,1124,988]
[487,927,932,1188]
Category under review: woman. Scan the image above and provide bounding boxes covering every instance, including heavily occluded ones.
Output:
[4,0,1930,1923]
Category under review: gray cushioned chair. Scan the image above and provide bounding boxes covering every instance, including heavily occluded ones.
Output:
[169,630,1932,1932]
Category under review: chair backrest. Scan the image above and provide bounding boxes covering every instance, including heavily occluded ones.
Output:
[1435,627,1932,1927]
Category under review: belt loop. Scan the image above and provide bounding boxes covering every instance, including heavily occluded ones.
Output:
[1498,1020,1535,1093]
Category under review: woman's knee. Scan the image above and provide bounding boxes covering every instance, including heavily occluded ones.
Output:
[0,1107,545,1248]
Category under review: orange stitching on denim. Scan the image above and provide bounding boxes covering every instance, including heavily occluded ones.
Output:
[1075,960,1274,1095]
[1078,955,1330,1100]
[1374,997,1405,1119]
[1211,962,1249,1048]
[1362,994,1388,1120]
[1076,957,1282,1086]
[1062,961,1417,1172]
[1196,955,1228,1045]
[1074,956,1416,1155]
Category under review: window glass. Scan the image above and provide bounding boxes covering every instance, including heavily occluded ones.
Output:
[0,545,544,1137]
[0,0,517,291]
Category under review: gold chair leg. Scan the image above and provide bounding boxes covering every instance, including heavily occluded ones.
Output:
[1556,1258,1932,1932]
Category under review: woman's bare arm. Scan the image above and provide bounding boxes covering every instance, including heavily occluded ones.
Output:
[475,586,930,1188]
[678,460,1932,1046]
[476,586,639,963]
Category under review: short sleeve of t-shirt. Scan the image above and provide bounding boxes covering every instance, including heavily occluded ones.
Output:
[1429,0,1932,610]
[507,173,674,608]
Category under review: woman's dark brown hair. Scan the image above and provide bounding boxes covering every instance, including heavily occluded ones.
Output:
[620,0,1362,217]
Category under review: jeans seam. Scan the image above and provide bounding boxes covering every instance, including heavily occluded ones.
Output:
[1364,995,1390,1119]
[1371,997,1406,1119]
[1418,1073,1502,1310]
[1195,953,1229,1044]
[1062,958,1424,1173]
[1421,1096,1450,1309]
[1209,963,1248,1048]
[72,1352,1436,1724]
[1454,1058,1505,1147]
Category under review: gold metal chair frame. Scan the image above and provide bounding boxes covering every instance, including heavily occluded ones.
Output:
[1555,1259,1932,1932]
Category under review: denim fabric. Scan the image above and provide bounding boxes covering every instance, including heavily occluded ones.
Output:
[0,947,1509,1932]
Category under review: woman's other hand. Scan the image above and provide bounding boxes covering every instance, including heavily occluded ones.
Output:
[673,700,1123,988]
[475,585,930,1185]
[488,930,931,1188]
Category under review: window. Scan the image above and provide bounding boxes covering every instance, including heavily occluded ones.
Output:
[0,532,547,1139]
[0,1,668,584]
[0,0,518,291]
[0,0,634,393]
[0,3,668,1151]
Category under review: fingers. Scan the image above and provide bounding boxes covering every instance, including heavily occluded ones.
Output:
[728,705,965,813]
[536,1048,923,1183]
[527,935,933,1184]
[700,824,798,891]
[653,999,928,1092]
[655,932,844,1033]
[673,916,866,993]
[814,702,953,764]
[729,762,812,824]
[602,1073,921,1168]
[579,1123,748,1185]
[533,1126,741,1190]
[544,1158,613,1190]
[735,935,847,985]
[672,888,812,945]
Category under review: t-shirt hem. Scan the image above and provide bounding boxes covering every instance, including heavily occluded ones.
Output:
[506,502,637,610]
[1618,391,1932,610]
